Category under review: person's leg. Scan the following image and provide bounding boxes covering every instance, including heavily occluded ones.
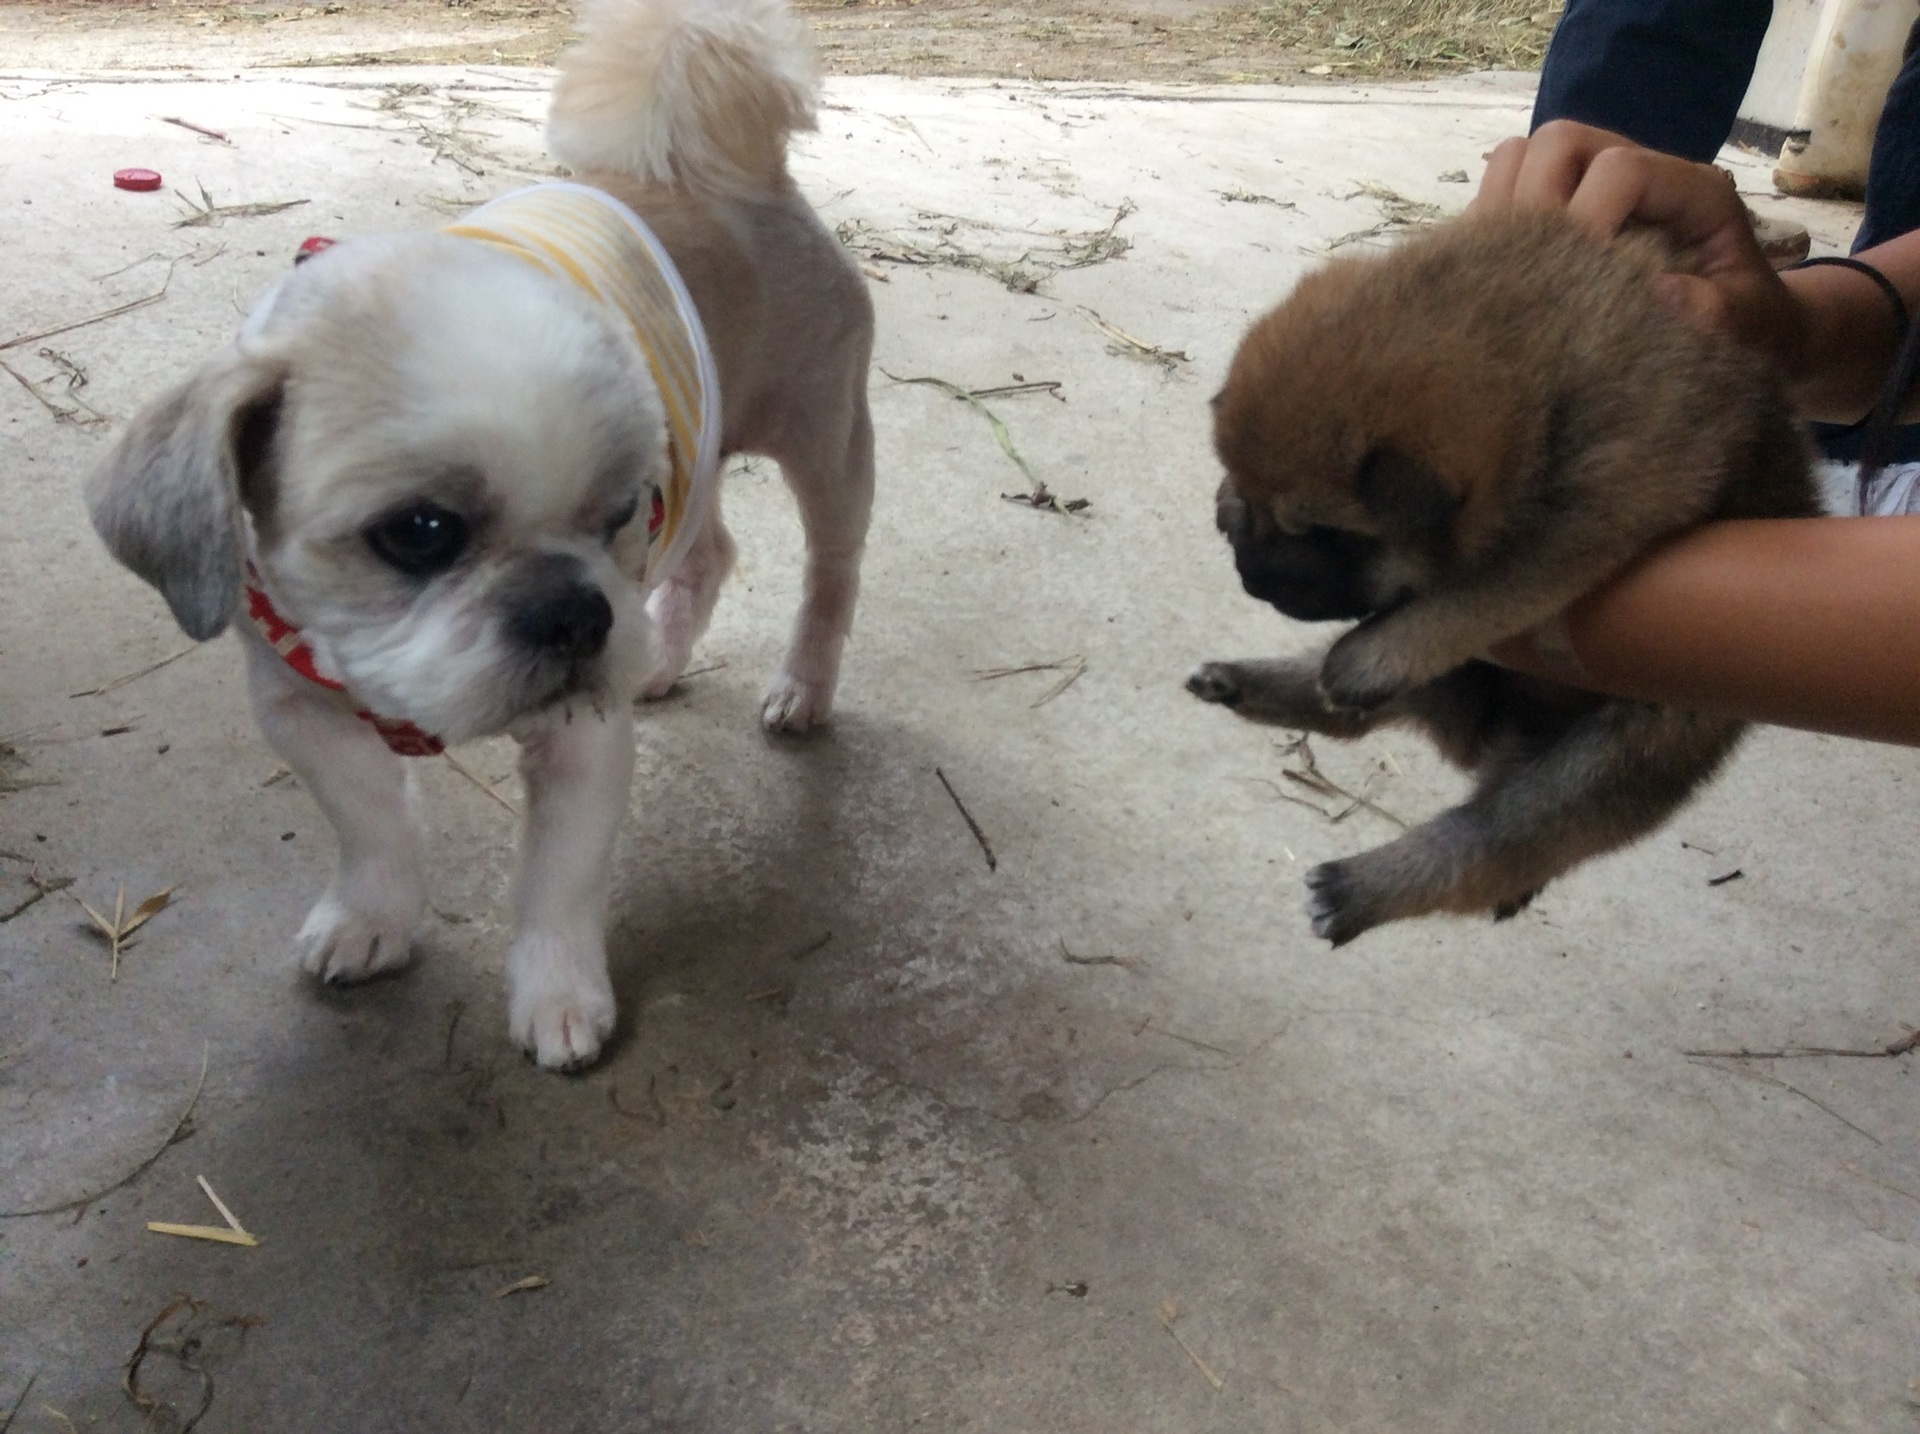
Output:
[1853,20,1920,251]
[1531,0,1773,162]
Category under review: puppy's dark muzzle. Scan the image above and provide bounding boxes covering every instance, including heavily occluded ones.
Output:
[1216,491,1378,622]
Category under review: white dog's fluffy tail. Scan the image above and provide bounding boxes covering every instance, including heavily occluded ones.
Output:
[547,0,818,198]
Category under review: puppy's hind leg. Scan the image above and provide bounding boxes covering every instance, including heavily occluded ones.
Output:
[1187,653,1381,738]
[245,636,425,984]
[1304,703,1744,945]
[762,393,875,734]
[639,499,737,700]
[506,704,635,1071]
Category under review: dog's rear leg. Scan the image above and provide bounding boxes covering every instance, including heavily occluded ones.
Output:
[639,498,737,700]
[244,634,425,984]
[1187,654,1381,738]
[1304,703,1744,944]
[763,394,874,734]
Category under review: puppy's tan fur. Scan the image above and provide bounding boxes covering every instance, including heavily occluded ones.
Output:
[1191,209,1816,944]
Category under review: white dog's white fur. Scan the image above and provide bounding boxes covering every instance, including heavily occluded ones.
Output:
[87,0,874,1070]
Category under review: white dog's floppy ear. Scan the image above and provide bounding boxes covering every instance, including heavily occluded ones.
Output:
[86,349,287,641]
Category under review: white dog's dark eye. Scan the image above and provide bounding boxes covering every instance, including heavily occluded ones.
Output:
[604,492,640,542]
[367,503,470,576]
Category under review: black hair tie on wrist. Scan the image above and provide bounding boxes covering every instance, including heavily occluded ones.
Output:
[1786,255,1920,482]
[1788,255,1911,336]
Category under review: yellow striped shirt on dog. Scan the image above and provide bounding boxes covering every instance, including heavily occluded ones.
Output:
[444,182,721,590]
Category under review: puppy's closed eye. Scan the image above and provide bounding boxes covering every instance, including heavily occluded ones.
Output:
[603,490,641,543]
[1355,446,1458,536]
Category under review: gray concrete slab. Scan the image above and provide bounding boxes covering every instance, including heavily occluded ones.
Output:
[1,63,1917,1434]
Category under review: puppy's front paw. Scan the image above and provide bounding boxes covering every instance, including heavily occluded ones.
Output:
[507,932,616,1071]
[1186,662,1245,707]
[1318,630,1406,713]
[297,891,420,984]
[761,669,832,734]
[1304,860,1384,947]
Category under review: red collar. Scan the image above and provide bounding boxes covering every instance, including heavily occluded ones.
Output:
[244,568,445,758]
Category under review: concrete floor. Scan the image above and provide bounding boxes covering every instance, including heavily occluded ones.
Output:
[2,61,1918,1434]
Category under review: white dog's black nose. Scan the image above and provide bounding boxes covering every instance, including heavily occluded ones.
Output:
[511,582,614,660]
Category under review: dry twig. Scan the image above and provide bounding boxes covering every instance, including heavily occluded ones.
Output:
[1689,1058,1883,1144]
[881,369,1088,514]
[972,655,1088,707]
[1682,1028,1920,1060]
[1324,182,1446,252]
[173,181,310,229]
[496,1275,550,1298]
[788,930,833,962]
[1840,1162,1920,1206]
[70,644,197,699]
[835,200,1132,293]
[1269,735,1406,828]
[1058,938,1143,972]
[934,767,997,872]
[1078,306,1189,371]
[3,1044,209,1218]
[608,1073,666,1127]
[0,1374,34,1434]
[1217,188,1296,208]
[1160,1301,1225,1391]
[2,264,177,353]
[160,115,232,144]
[967,379,1064,400]
[124,1295,260,1433]
[0,864,73,923]
[0,356,106,428]
[442,751,517,817]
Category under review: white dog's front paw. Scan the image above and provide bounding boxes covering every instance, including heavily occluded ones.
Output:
[637,660,683,702]
[761,669,833,734]
[296,891,421,984]
[508,932,616,1071]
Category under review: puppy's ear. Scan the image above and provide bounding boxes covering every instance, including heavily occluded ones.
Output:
[1356,446,1459,536]
[86,350,286,641]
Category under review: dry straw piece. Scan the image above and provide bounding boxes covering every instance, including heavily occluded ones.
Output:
[147,1174,259,1247]
[74,885,175,981]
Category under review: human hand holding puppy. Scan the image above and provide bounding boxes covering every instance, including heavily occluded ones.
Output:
[1474,120,1920,747]
[1478,118,1920,430]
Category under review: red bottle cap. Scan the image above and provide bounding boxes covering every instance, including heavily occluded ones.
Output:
[113,168,163,192]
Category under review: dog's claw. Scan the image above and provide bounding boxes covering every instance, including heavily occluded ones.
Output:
[761,670,831,734]
[508,931,616,1071]
[296,894,419,984]
[1186,662,1243,707]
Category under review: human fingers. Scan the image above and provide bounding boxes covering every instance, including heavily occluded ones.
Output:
[1500,120,1641,214]
[1470,136,1529,212]
[1563,143,1747,247]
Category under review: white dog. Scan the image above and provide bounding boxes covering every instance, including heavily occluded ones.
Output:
[86,0,874,1070]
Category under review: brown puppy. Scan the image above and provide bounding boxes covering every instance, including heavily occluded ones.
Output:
[1189,208,1817,945]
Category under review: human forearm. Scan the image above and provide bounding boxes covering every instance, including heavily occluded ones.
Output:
[1491,517,1920,745]
[1780,231,1920,425]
